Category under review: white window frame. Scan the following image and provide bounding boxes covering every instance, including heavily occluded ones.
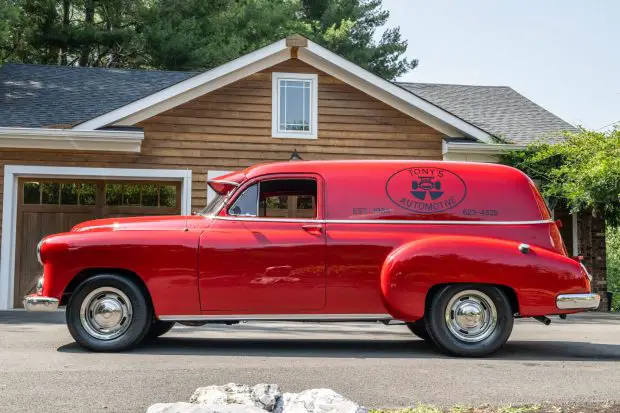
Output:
[272,72,318,139]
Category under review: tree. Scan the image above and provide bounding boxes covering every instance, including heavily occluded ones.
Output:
[0,0,145,67]
[0,0,22,63]
[502,128,620,227]
[141,0,302,71]
[1,0,418,79]
[298,0,417,79]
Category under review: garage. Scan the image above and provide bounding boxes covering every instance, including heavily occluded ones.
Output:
[13,178,182,306]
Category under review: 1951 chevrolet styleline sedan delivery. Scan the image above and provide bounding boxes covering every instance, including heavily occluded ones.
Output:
[24,160,600,357]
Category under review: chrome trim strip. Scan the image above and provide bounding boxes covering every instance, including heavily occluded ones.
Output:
[159,313,393,322]
[556,293,600,310]
[23,295,59,312]
[211,216,554,226]
[207,179,240,187]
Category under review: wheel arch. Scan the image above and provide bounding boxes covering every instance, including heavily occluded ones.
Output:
[60,268,152,307]
[380,234,556,320]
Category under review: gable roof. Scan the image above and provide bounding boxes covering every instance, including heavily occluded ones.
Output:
[399,83,577,144]
[0,63,195,128]
[0,38,576,145]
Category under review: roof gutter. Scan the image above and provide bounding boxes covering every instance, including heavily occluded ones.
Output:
[0,127,143,153]
[442,140,527,156]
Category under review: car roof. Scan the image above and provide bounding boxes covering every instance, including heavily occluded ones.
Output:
[242,160,518,180]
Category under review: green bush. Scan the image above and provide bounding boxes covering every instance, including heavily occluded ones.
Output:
[608,226,620,311]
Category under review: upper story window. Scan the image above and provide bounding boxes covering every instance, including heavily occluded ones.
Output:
[272,72,318,139]
[228,179,317,219]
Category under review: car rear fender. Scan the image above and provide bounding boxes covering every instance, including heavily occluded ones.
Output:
[380,235,590,321]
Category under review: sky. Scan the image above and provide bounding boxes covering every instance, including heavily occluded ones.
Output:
[383,0,619,130]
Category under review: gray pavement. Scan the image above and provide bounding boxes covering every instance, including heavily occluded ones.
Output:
[0,311,619,413]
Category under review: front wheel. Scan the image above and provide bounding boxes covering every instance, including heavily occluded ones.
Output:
[426,284,514,357]
[66,274,151,352]
[146,320,175,339]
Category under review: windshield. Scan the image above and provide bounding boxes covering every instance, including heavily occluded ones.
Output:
[198,189,234,216]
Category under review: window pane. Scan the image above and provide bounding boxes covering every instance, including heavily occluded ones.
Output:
[23,182,40,204]
[60,183,78,205]
[123,185,141,206]
[279,79,311,132]
[41,183,59,205]
[105,184,123,205]
[229,184,258,216]
[258,179,317,218]
[142,184,159,207]
[80,184,97,206]
[160,185,177,208]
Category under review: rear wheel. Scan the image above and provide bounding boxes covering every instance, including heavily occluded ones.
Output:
[146,320,175,339]
[66,274,151,352]
[426,284,514,357]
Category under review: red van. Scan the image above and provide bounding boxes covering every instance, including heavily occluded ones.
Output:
[25,160,599,356]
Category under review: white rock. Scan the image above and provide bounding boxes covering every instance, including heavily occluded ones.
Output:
[147,402,215,413]
[190,383,281,411]
[147,402,269,413]
[274,389,366,413]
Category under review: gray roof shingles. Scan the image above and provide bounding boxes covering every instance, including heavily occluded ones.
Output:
[0,63,577,144]
[399,82,578,144]
[0,63,195,128]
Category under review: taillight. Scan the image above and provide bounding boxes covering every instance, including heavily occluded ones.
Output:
[549,222,568,256]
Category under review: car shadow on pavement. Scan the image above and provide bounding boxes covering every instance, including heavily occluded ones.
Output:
[57,336,620,361]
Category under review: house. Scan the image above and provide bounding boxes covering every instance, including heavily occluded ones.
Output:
[0,35,606,310]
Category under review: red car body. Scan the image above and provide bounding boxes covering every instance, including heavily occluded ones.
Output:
[32,160,595,323]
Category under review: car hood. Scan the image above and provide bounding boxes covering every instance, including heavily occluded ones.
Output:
[71,215,209,232]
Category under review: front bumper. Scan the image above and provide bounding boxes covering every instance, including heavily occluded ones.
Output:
[556,293,600,310]
[23,295,59,312]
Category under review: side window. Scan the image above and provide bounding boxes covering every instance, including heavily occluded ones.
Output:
[228,179,318,219]
[228,184,258,216]
[259,179,317,218]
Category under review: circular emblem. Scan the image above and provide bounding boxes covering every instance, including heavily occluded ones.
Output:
[386,166,467,214]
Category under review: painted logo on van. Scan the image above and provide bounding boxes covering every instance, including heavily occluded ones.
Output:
[386,167,467,214]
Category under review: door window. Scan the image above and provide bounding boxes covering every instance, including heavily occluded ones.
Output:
[228,179,317,219]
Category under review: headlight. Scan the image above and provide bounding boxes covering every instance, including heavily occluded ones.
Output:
[36,240,43,266]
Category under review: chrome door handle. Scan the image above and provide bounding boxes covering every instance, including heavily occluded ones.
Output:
[301,224,323,234]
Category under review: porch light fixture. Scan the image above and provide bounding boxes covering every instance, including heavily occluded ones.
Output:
[289,149,303,161]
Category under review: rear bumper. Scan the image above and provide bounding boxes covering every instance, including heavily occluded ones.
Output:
[556,293,600,310]
[23,295,59,312]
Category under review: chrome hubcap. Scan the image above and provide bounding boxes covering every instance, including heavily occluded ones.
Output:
[445,290,497,343]
[80,287,132,340]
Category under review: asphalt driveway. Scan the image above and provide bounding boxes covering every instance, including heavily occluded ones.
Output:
[0,311,619,413]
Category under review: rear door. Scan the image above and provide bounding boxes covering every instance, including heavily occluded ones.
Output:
[199,175,326,312]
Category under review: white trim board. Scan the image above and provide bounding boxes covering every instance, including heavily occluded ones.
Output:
[70,36,496,143]
[0,165,192,310]
[0,127,144,153]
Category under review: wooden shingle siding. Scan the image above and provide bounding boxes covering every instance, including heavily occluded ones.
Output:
[0,58,444,227]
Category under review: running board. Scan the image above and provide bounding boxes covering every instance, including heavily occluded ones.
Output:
[158,313,394,322]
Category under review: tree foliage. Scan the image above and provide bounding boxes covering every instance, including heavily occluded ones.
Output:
[502,128,620,227]
[607,226,620,311]
[0,0,416,79]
